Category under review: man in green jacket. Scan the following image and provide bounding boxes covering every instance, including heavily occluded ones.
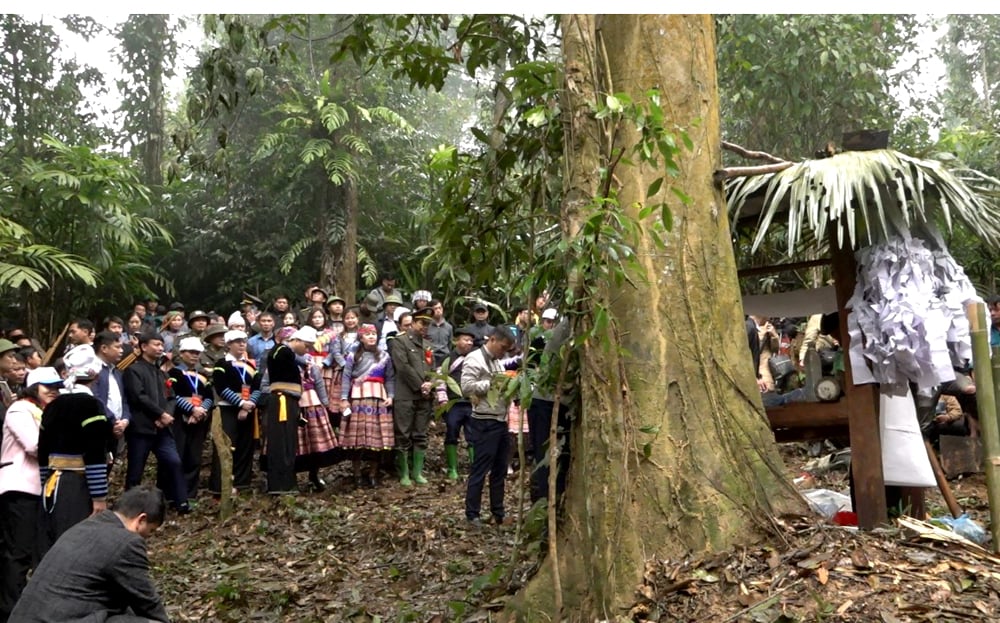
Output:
[388,308,436,485]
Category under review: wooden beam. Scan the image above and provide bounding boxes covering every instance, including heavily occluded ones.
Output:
[829,229,887,529]
[737,258,831,278]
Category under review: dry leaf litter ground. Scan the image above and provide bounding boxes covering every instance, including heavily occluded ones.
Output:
[137,431,997,622]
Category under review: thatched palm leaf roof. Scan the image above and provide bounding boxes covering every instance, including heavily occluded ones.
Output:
[727,149,1000,255]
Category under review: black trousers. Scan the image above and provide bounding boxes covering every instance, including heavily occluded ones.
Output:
[165,416,210,499]
[264,392,300,494]
[527,398,571,504]
[465,417,511,521]
[0,491,39,621]
[126,429,185,507]
[210,405,255,494]
[444,402,472,445]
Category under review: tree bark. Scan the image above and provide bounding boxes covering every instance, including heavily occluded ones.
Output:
[331,180,358,300]
[143,15,166,191]
[506,15,803,621]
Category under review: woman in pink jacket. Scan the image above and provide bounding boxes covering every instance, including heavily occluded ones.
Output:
[0,367,65,620]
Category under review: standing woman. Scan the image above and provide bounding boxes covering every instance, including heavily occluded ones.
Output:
[37,345,111,554]
[326,308,361,430]
[288,327,339,491]
[325,295,347,336]
[159,311,186,357]
[281,311,298,328]
[339,324,395,488]
[0,367,63,620]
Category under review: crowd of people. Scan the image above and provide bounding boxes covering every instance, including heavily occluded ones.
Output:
[0,273,574,622]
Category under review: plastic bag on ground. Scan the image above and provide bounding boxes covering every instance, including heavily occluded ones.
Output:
[931,513,989,545]
[801,488,853,520]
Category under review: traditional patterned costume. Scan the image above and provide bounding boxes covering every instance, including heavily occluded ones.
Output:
[339,336,395,451]
[210,342,261,494]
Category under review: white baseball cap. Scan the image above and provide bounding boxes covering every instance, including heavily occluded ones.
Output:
[26,366,63,387]
[541,308,558,320]
[224,329,248,344]
[177,337,205,353]
[290,326,318,344]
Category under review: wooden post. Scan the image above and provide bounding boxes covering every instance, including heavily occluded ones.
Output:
[210,407,234,519]
[829,231,887,528]
[969,303,1000,551]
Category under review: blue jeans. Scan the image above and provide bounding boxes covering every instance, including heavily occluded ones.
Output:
[465,417,510,521]
[126,429,186,507]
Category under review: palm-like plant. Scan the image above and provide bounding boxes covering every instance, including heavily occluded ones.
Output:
[727,149,1000,255]
[0,136,172,340]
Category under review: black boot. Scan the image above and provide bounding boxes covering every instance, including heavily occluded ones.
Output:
[308,469,326,492]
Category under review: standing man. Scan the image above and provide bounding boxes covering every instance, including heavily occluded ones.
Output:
[199,323,228,368]
[427,299,453,368]
[388,307,436,486]
[92,331,132,469]
[461,325,517,528]
[467,301,494,349]
[0,339,19,413]
[247,311,276,363]
[122,333,189,514]
[299,286,328,325]
[210,330,261,496]
[168,337,214,500]
[8,485,171,623]
[66,319,95,351]
[367,272,400,312]
[173,310,210,359]
[271,294,291,316]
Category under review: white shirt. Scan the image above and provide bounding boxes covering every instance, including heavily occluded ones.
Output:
[104,362,123,421]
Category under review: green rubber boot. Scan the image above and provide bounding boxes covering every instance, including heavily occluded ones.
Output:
[412,449,428,485]
[444,444,459,481]
[396,450,412,487]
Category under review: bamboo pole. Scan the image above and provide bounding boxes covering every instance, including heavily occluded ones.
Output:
[968,302,1000,552]
[41,322,71,366]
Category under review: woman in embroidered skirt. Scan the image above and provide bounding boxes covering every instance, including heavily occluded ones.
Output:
[325,308,360,430]
[338,324,395,488]
[295,339,339,492]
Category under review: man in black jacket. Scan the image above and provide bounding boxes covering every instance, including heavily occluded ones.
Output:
[9,485,171,623]
[123,333,189,514]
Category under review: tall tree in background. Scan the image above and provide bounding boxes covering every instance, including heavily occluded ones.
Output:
[716,14,925,160]
[116,14,179,193]
[0,15,171,337]
[936,15,1000,293]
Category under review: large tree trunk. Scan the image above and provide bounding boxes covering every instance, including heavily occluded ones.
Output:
[143,15,167,191]
[507,15,803,621]
[332,180,358,300]
[317,180,357,300]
